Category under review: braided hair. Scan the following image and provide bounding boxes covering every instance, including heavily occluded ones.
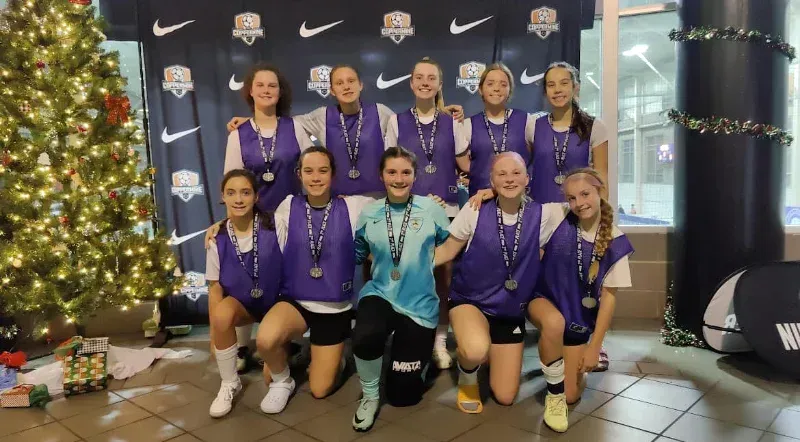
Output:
[562,168,613,280]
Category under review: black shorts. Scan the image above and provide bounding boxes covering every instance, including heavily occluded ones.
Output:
[448,300,526,344]
[277,297,352,346]
[351,296,436,407]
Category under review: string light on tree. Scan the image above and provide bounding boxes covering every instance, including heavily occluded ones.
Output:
[0,0,181,335]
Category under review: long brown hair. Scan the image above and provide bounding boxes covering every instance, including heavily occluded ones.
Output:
[478,62,515,102]
[220,169,275,231]
[241,62,292,117]
[562,168,613,279]
[544,61,593,142]
[412,57,446,112]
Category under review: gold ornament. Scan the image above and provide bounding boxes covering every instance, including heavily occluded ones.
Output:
[12,258,22,268]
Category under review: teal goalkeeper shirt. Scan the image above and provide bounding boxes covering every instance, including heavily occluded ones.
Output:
[354,195,451,328]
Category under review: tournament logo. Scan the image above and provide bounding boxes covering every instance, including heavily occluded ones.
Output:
[180,271,208,302]
[380,11,414,45]
[170,169,205,202]
[162,65,194,98]
[409,217,423,232]
[232,12,265,46]
[456,61,486,94]
[528,7,561,40]
[307,65,333,98]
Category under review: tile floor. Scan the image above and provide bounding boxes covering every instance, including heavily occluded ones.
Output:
[2,320,799,442]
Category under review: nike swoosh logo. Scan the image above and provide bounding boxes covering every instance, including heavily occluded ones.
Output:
[354,414,365,424]
[162,126,201,144]
[373,219,382,224]
[153,19,196,37]
[376,73,411,90]
[520,68,544,85]
[449,16,493,35]
[299,20,344,38]
[168,229,207,246]
[229,74,244,91]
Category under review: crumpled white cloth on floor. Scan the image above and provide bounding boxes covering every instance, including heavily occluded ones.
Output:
[107,345,192,380]
[18,361,64,396]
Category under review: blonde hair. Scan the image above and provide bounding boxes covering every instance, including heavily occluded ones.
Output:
[479,62,515,101]
[563,168,614,276]
[491,152,531,202]
[412,57,446,112]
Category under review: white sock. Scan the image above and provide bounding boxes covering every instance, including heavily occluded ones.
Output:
[269,365,291,384]
[215,344,240,384]
[457,361,479,385]
[541,358,565,385]
[435,325,448,350]
[235,324,253,349]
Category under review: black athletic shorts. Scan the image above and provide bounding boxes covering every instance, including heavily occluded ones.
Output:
[276,297,352,346]
[448,300,526,344]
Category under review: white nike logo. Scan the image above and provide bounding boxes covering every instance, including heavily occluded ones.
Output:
[450,16,494,35]
[161,126,201,144]
[376,73,411,90]
[168,229,207,246]
[520,68,544,85]
[229,74,244,91]
[299,20,344,38]
[513,327,522,334]
[153,19,196,37]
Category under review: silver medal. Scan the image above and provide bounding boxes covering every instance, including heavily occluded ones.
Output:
[310,266,323,279]
[425,163,437,174]
[391,268,401,281]
[581,296,597,309]
[263,172,275,182]
[554,174,565,185]
[250,288,263,299]
[504,279,518,291]
[348,168,361,180]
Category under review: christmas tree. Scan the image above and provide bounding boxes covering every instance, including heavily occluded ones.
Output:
[0,0,179,333]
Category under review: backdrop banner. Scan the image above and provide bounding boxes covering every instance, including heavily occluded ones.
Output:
[137,0,584,325]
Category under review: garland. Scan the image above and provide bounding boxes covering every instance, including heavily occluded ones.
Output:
[0,325,19,340]
[667,109,794,147]
[660,282,706,348]
[669,26,796,61]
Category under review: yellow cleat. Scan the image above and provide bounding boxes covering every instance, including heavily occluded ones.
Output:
[544,392,569,433]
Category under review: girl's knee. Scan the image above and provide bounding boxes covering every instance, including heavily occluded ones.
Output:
[456,336,491,366]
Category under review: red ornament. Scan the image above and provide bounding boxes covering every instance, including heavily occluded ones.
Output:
[111,152,120,161]
[1,152,10,166]
[69,0,91,5]
[138,207,149,217]
[108,191,118,199]
[77,125,88,134]
[58,216,69,225]
[36,60,45,69]
[68,168,76,176]
[104,94,131,125]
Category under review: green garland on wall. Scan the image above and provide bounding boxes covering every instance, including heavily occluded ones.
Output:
[660,282,706,348]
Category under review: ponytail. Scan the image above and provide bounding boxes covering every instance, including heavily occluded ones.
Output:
[571,101,594,143]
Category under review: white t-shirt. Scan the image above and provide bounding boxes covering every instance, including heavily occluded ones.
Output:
[456,109,538,155]
[385,111,467,217]
[223,118,315,174]
[205,222,252,282]
[273,194,372,313]
[528,114,609,150]
[293,103,394,145]
[447,202,631,288]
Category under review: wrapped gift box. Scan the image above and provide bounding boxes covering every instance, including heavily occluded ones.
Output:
[0,384,50,408]
[63,353,107,396]
[77,337,109,355]
[0,365,17,391]
[54,336,83,361]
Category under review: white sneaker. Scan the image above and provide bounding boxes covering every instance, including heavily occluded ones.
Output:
[209,380,242,418]
[260,377,296,414]
[352,397,380,432]
[432,348,453,369]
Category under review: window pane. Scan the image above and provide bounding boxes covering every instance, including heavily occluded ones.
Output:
[786,0,800,225]
[579,18,602,116]
[617,10,677,226]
